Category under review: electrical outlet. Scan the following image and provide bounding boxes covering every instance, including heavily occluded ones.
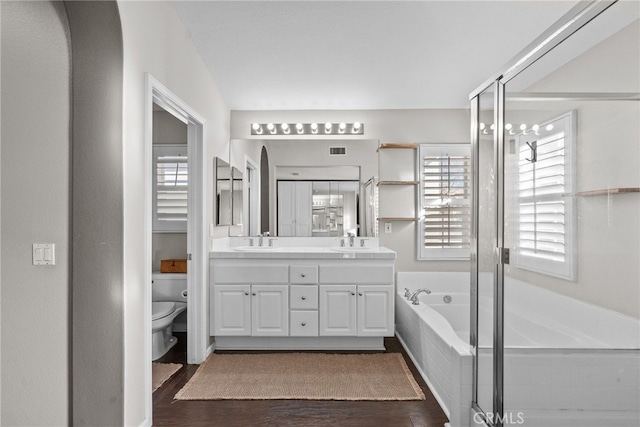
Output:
[384,222,392,233]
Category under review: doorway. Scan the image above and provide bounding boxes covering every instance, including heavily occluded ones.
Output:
[145,74,207,421]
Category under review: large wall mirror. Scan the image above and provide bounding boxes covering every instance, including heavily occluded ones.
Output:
[229,138,379,237]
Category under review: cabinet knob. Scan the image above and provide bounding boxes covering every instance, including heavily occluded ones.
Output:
[252,292,256,296]
[351,291,356,296]
[301,274,306,278]
[301,322,306,326]
[301,296,306,300]
[244,292,249,296]
[359,292,363,296]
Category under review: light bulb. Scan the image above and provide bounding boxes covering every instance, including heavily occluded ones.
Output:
[281,123,290,134]
[296,123,304,133]
[532,124,539,134]
[267,123,275,134]
[520,124,527,131]
[252,123,263,134]
[324,122,332,133]
[338,122,346,134]
[490,124,495,131]
[310,123,318,134]
[545,124,554,131]
[505,123,512,131]
[479,122,485,130]
[352,122,361,133]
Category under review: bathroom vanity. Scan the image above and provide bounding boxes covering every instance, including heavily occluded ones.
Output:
[209,238,396,350]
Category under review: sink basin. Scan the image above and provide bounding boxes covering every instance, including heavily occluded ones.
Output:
[331,247,377,252]
[232,246,282,251]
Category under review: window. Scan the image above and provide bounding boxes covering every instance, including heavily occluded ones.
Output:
[153,145,188,232]
[418,144,471,260]
[515,111,576,279]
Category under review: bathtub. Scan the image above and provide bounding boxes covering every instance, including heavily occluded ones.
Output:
[395,272,640,427]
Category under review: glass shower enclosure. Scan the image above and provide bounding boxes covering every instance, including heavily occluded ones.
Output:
[470,1,640,426]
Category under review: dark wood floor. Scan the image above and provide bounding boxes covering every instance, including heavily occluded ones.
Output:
[153,333,449,426]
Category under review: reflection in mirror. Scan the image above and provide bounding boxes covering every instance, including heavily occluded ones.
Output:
[230,139,379,237]
[214,157,231,226]
[231,167,243,227]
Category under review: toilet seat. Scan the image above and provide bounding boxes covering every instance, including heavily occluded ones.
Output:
[152,302,176,321]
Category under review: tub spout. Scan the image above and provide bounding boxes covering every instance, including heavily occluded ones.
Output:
[409,288,431,305]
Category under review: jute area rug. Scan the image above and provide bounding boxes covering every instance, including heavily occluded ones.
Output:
[152,363,182,392]
[174,353,425,401]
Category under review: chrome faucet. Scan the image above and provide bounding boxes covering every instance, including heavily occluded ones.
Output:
[348,232,355,247]
[257,233,263,247]
[409,288,432,305]
[404,288,411,299]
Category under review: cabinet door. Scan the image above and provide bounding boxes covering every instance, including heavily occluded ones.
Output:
[319,285,357,336]
[251,284,289,336]
[213,285,251,336]
[357,285,394,337]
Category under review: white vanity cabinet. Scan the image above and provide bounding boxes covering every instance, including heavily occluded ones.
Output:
[210,251,395,350]
[319,284,394,337]
[212,284,289,336]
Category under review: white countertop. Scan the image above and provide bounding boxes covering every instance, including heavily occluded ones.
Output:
[210,246,396,260]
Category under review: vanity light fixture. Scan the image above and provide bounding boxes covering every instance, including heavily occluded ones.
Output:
[478,122,547,135]
[250,122,365,136]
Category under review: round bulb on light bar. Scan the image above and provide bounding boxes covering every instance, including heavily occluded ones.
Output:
[490,124,495,131]
[338,122,346,134]
[267,123,276,134]
[505,123,512,131]
[520,124,527,131]
[479,122,485,130]
[310,123,318,134]
[252,123,263,134]
[352,122,361,133]
[324,122,332,133]
[532,124,540,133]
[281,123,290,134]
[296,123,304,133]
[545,124,554,131]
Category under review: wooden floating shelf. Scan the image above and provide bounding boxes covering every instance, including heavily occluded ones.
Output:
[377,181,419,186]
[573,187,640,197]
[378,143,418,150]
[377,217,419,221]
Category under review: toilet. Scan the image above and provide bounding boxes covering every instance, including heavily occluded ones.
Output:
[152,273,187,361]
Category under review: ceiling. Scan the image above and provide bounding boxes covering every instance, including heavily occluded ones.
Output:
[171,1,584,111]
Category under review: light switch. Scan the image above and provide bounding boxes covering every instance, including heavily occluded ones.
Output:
[33,243,55,266]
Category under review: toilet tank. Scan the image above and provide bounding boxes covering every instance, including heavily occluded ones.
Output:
[152,272,187,302]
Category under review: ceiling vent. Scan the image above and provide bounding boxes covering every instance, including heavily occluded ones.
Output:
[329,146,347,156]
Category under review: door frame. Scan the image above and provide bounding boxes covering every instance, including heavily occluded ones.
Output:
[144,74,207,420]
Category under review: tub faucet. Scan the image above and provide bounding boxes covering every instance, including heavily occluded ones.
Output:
[410,288,431,305]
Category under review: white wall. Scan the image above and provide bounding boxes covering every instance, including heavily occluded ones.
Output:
[231,109,470,272]
[118,1,230,425]
[0,1,70,425]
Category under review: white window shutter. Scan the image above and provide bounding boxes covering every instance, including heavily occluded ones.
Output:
[153,145,188,232]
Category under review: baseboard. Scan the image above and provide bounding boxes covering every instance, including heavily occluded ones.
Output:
[214,336,385,351]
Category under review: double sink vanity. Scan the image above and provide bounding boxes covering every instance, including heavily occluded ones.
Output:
[209,237,396,350]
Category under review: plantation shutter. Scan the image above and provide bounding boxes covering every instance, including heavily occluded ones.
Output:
[516,111,576,279]
[419,144,471,259]
[153,145,188,232]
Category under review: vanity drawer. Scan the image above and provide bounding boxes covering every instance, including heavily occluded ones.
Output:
[290,285,318,309]
[319,265,393,284]
[213,264,288,283]
[289,310,319,336]
[289,265,318,284]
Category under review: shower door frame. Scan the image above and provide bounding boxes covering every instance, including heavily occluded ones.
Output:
[469,1,619,426]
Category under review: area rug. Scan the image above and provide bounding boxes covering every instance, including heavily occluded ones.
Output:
[152,363,182,392]
[174,353,425,401]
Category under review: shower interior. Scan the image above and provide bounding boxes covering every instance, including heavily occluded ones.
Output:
[470,1,640,426]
